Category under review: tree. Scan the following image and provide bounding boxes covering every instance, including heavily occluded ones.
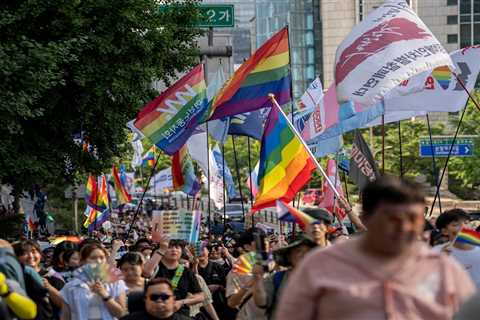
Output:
[0,0,202,207]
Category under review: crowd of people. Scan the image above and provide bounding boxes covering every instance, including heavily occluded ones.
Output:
[1,176,480,319]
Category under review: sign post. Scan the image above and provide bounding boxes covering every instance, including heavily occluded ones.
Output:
[419,136,475,157]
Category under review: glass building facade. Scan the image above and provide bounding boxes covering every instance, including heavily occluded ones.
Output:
[459,0,480,47]
[255,0,316,101]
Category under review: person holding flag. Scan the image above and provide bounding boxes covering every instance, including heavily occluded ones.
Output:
[433,209,480,288]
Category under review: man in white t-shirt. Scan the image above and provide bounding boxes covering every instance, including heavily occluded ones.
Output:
[433,209,480,288]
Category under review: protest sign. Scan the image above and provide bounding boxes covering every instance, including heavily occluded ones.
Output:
[152,210,196,241]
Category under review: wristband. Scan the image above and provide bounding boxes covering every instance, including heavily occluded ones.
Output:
[103,295,112,302]
[155,250,165,257]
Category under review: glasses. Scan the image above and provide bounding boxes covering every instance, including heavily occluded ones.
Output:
[148,293,172,302]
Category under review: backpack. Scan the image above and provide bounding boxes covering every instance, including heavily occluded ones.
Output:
[266,270,287,319]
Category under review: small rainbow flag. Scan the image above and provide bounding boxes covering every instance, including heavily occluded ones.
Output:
[456,227,480,246]
[208,27,291,120]
[252,105,316,211]
[112,165,132,205]
[83,206,111,231]
[133,64,209,155]
[172,145,201,196]
[85,175,98,207]
[232,252,257,275]
[432,65,451,90]
[276,200,317,230]
[142,146,157,168]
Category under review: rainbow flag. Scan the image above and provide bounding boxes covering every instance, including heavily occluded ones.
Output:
[133,64,209,155]
[85,175,98,207]
[112,165,132,205]
[276,200,317,230]
[172,145,200,196]
[456,228,480,246]
[84,174,110,227]
[208,27,291,120]
[252,105,316,211]
[83,206,110,231]
[142,146,157,168]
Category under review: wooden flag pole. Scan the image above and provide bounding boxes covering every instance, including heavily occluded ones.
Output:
[268,94,341,199]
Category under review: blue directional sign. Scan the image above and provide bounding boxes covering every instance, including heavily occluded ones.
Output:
[419,136,475,157]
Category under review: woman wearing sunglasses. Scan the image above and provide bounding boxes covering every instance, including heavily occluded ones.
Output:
[120,278,192,320]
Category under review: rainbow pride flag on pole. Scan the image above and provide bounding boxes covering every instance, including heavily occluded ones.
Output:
[208,27,291,120]
[142,145,157,168]
[276,200,318,230]
[112,165,132,205]
[84,175,110,230]
[172,145,201,196]
[456,228,480,246]
[132,64,209,155]
[252,104,316,211]
[85,175,98,208]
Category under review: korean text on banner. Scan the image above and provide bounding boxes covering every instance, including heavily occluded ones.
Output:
[335,0,453,106]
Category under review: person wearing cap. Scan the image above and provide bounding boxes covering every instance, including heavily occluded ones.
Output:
[302,208,333,247]
[275,176,475,320]
[252,236,316,319]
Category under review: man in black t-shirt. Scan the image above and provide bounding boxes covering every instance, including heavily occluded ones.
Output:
[143,238,203,317]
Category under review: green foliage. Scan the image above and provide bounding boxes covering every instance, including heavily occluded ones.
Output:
[0,0,202,198]
[449,92,480,194]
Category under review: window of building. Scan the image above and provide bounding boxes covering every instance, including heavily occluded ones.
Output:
[474,23,480,44]
[447,15,459,24]
[460,23,472,47]
[447,34,459,43]
[460,0,472,14]
[475,0,480,12]
[447,0,458,5]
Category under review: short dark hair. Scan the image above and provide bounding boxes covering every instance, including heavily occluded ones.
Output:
[134,238,151,251]
[238,228,265,248]
[168,239,185,248]
[362,176,425,216]
[12,240,41,258]
[145,277,173,294]
[62,249,79,264]
[79,243,108,261]
[118,252,144,268]
[435,209,470,230]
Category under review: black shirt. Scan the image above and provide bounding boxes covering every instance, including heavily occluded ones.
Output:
[198,261,226,286]
[120,310,192,320]
[155,262,201,316]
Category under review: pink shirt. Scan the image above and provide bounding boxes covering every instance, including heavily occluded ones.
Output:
[275,237,475,320]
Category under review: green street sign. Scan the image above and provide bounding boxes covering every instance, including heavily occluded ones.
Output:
[197,4,234,28]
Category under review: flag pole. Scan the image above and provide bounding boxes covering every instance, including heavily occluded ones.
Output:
[268,94,341,199]
[426,114,442,213]
[231,135,246,221]
[398,121,403,177]
[247,137,254,208]
[125,152,161,241]
[206,123,211,236]
[428,101,469,217]
[222,144,227,231]
[381,115,385,174]
[342,172,350,203]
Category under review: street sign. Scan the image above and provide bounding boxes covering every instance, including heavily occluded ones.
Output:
[419,136,475,157]
[197,4,234,28]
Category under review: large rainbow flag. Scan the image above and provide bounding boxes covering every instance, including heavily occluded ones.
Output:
[252,105,316,211]
[172,145,201,196]
[112,165,132,205]
[132,64,208,155]
[208,27,291,120]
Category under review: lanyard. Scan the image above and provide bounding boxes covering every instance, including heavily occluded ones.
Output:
[171,265,184,290]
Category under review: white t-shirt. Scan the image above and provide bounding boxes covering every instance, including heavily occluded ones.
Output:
[433,245,480,288]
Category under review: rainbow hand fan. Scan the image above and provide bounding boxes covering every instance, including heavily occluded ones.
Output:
[232,252,257,275]
[76,263,122,283]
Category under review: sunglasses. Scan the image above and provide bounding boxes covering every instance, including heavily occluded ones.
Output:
[148,293,172,302]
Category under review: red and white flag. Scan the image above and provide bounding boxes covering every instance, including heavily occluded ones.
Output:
[335,0,453,106]
[318,159,346,220]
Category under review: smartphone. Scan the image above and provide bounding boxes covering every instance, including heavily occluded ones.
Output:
[151,211,162,243]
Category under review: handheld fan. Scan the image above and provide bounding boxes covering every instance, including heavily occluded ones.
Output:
[232,252,257,275]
